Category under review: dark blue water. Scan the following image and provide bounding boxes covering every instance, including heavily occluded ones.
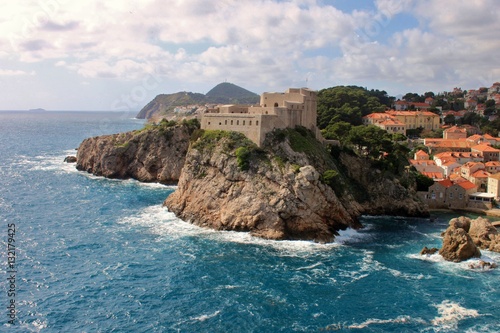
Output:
[1,111,499,332]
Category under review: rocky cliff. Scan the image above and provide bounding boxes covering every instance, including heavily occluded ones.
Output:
[164,128,428,242]
[338,153,429,217]
[76,123,195,184]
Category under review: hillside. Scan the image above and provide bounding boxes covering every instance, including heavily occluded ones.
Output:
[136,82,259,119]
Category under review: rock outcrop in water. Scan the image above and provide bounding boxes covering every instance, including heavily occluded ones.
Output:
[164,128,428,242]
[435,216,500,262]
[76,122,196,184]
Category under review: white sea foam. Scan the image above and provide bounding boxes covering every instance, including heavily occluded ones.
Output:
[119,205,345,254]
[431,300,480,331]
[190,310,221,322]
[409,252,498,275]
[347,315,425,329]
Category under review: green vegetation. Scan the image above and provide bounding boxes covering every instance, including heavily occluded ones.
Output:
[414,171,434,191]
[317,86,389,128]
[235,146,251,171]
[322,169,344,192]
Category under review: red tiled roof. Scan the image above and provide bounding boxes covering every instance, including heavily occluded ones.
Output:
[457,181,477,190]
[472,143,500,153]
[415,150,429,156]
[437,179,453,187]
[471,170,490,178]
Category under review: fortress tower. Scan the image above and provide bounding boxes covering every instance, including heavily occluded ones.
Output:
[200,88,322,146]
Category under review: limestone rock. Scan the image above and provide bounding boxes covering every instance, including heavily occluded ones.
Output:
[420,246,439,255]
[165,134,363,242]
[439,225,481,262]
[468,217,500,252]
[64,156,77,163]
[76,124,193,184]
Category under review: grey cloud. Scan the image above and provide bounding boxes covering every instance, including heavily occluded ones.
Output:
[20,39,52,51]
[41,20,80,31]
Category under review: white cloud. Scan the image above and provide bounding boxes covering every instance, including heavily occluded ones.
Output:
[0,69,35,76]
[1,0,500,109]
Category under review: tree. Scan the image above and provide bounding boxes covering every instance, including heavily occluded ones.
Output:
[443,114,456,125]
[346,125,393,158]
[317,86,387,128]
[322,121,352,140]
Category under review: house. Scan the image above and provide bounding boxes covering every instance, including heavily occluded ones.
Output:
[441,160,462,178]
[471,143,500,162]
[362,113,406,135]
[425,97,434,105]
[394,100,408,111]
[487,173,500,200]
[423,179,477,209]
[411,102,432,110]
[470,169,490,192]
[443,126,467,140]
[424,138,470,154]
[460,162,485,180]
[414,150,429,160]
[485,161,500,174]
[410,160,444,181]
[201,88,321,147]
[465,99,478,110]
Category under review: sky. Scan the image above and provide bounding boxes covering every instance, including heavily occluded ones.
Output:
[1,0,500,111]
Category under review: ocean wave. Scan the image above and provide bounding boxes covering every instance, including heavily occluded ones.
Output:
[118,205,350,254]
[431,300,481,331]
[409,252,498,274]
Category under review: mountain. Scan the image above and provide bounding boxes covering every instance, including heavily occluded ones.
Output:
[136,82,259,119]
[205,82,260,104]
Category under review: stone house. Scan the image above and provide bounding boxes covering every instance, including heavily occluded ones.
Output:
[423,179,477,209]
[471,143,500,162]
[443,126,467,140]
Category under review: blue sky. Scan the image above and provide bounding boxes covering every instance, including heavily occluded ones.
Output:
[1,0,500,111]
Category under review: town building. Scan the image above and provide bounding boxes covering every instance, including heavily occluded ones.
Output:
[386,110,440,131]
[443,126,467,140]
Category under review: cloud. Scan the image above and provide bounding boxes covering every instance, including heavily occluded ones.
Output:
[1,0,500,106]
[40,20,79,31]
[0,69,35,76]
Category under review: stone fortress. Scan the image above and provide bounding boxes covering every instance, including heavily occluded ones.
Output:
[200,88,323,146]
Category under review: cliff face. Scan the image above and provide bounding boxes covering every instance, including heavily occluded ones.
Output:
[165,132,361,242]
[76,124,193,184]
[338,153,429,217]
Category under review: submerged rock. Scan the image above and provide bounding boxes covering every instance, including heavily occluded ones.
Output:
[64,156,77,163]
[420,246,439,255]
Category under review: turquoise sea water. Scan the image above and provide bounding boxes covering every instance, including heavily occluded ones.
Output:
[0,111,499,332]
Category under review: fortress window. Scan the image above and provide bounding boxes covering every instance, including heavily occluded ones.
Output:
[225,120,227,125]
[219,122,222,125]
[231,120,233,125]
[249,121,252,125]
[237,120,239,125]
[208,122,211,125]
[274,102,278,107]
[256,121,259,126]
[243,120,246,125]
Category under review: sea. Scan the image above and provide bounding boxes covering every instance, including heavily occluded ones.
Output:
[0,111,499,333]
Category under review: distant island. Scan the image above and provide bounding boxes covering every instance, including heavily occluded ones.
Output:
[29,108,46,112]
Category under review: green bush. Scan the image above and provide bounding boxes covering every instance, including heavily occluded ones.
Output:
[235,146,251,170]
[322,169,343,192]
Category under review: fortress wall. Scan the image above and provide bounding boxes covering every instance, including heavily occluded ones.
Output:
[201,113,266,146]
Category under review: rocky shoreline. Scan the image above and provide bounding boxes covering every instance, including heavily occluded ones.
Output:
[73,125,430,242]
